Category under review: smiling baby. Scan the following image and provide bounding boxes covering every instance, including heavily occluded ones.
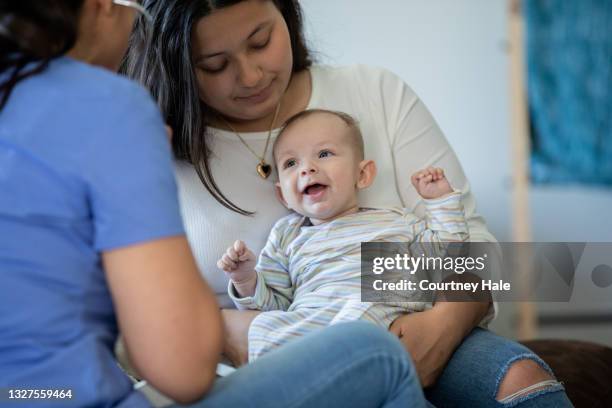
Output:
[217,109,469,361]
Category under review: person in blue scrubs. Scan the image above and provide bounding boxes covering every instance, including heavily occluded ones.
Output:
[0,1,425,407]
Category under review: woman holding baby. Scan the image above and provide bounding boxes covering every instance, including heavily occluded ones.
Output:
[123,0,573,406]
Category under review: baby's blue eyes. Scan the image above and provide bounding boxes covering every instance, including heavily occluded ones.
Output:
[282,150,333,169]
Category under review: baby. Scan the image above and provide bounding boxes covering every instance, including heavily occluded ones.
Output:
[217,109,469,361]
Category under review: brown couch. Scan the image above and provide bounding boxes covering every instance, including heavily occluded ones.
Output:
[520,339,612,408]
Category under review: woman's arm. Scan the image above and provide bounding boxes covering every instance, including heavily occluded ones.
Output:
[390,301,489,387]
[73,79,225,402]
[104,236,223,404]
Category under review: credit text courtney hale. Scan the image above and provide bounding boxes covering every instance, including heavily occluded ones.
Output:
[370,253,511,293]
[372,279,511,292]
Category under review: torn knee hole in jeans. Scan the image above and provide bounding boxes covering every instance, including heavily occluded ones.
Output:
[495,354,564,405]
[497,379,562,404]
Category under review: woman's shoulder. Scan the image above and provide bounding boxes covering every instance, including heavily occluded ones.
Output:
[44,57,154,109]
[311,64,411,88]
[309,64,418,105]
[312,63,393,76]
[11,57,168,170]
[45,58,163,134]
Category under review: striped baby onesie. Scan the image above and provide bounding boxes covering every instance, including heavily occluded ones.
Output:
[228,192,468,361]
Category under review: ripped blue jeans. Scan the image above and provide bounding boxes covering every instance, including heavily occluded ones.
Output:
[426,328,573,407]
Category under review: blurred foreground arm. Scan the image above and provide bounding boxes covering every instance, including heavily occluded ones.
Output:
[104,236,223,404]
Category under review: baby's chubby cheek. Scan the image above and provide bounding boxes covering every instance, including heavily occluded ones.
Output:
[274,181,300,209]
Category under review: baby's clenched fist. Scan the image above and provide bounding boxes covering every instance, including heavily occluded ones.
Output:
[217,240,257,296]
[410,167,453,199]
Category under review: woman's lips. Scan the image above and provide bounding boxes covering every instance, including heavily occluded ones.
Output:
[235,81,274,104]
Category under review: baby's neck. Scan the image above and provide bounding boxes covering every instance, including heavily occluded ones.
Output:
[308,204,360,226]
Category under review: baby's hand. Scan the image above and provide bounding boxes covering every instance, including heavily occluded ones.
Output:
[411,167,453,199]
[217,240,257,287]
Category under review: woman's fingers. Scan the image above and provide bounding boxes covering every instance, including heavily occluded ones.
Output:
[388,319,403,337]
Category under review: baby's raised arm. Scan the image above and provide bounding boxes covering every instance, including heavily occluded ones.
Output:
[409,167,469,245]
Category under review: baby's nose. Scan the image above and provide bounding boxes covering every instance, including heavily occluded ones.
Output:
[300,166,317,176]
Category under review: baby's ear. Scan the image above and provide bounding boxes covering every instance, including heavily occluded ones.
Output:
[274,182,290,208]
[357,160,377,189]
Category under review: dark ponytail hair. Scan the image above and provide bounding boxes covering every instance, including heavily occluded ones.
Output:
[122,0,312,216]
[0,0,85,110]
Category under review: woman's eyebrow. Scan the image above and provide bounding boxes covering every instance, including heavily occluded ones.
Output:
[247,21,272,39]
[195,22,272,61]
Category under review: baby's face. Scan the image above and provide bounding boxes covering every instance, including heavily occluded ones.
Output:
[274,114,363,224]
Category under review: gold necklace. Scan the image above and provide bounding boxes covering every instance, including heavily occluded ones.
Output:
[220,102,281,180]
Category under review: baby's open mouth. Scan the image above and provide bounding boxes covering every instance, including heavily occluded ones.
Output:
[303,183,327,195]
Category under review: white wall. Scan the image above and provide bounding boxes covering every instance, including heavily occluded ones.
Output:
[300,0,612,344]
[301,0,513,241]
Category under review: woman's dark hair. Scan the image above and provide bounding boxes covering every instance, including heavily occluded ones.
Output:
[0,0,85,110]
[122,0,312,216]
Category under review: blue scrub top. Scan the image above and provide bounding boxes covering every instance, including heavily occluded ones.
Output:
[0,57,185,407]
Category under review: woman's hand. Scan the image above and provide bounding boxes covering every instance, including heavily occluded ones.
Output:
[389,301,489,387]
[389,309,459,387]
[221,309,261,367]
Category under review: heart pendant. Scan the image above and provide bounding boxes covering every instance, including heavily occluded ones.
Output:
[256,162,272,179]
